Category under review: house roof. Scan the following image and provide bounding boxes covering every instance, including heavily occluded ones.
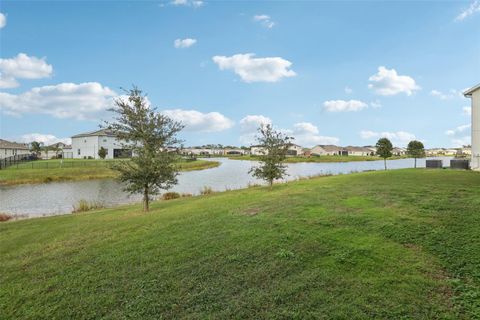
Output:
[71,129,116,138]
[464,83,480,97]
[313,145,343,152]
[0,139,29,150]
[345,146,372,152]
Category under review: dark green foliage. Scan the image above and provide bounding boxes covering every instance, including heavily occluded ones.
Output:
[106,87,184,211]
[98,147,107,159]
[249,124,293,188]
[407,140,425,168]
[30,141,42,156]
[162,192,181,200]
[376,137,393,170]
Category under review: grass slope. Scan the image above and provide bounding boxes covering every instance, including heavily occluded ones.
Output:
[1,169,479,319]
[227,155,409,163]
[0,159,220,186]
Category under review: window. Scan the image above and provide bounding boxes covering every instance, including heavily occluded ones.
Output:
[84,139,87,143]
[77,149,81,155]
[103,139,107,142]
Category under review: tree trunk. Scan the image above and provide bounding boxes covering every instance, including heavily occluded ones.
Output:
[269,180,273,190]
[143,186,149,212]
[384,158,387,170]
[414,157,417,168]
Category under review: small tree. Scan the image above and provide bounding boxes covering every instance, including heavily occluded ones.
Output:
[30,141,42,157]
[106,87,184,212]
[98,147,107,159]
[249,124,293,189]
[376,137,393,170]
[407,140,425,168]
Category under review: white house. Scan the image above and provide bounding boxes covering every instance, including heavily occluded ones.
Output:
[0,139,30,159]
[287,144,303,156]
[40,142,72,159]
[311,145,345,156]
[71,129,130,159]
[251,145,267,156]
[345,146,373,156]
[465,83,480,170]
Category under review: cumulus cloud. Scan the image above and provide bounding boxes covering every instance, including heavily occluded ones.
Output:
[323,99,368,112]
[0,12,6,29]
[368,66,420,96]
[238,114,272,144]
[0,82,117,120]
[445,123,470,136]
[174,38,197,48]
[19,133,71,145]
[212,53,296,83]
[360,130,416,146]
[171,0,203,7]
[253,14,275,28]
[292,122,319,135]
[445,123,471,146]
[291,122,339,147]
[455,0,480,21]
[0,53,53,88]
[430,89,462,100]
[162,109,234,132]
[463,106,472,116]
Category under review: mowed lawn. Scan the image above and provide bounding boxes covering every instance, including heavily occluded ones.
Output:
[0,159,219,185]
[1,169,479,319]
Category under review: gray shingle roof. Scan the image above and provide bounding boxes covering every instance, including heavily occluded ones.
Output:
[0,139,29,150]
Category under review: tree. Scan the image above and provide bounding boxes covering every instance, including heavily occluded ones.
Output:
[376,138,393,170]
[249,124,293,189]
[30,141,42,157]
[98,147,107,159]
[106,87,184,212]
[407,140,425,168]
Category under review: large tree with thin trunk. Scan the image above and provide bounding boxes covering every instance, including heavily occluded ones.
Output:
[249,124,293,189]
[407,140,425,168]
[376,137,393,170]
[106,87,184,212]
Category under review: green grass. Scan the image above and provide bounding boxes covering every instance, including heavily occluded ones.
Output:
[0,159,220,185]
[1,169,479,319]
[228,155,410,163]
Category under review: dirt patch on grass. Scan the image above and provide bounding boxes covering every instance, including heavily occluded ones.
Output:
[239,208,262,216]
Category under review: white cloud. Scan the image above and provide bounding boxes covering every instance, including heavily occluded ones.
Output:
[445,123,470,136]
[19,133,71,145]
[323,99,368,112]
[370,100,382,108]
[430,89,462,100]
[368,66,420,96]
[344,86,353,94]
[238,115,272,144]
[291,122,338,147]
[162,109,234,132]
[0,12,6,29]
[174,38,197,48]
[455,0,480,21]
[253,14,275,28]
[452,136,471,147]
[463,106,472,116]
[0,82,117,120]
[360,130,416,146]
[171,0,203,7]
[212,53,296,83]
[0,53,53,88]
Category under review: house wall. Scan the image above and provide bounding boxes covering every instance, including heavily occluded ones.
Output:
[72,136,122,159]
[472,90,480,170]
[251,147,267,156]
[0,148,30,159]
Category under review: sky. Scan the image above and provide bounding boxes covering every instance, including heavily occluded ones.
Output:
[0,0,479,148]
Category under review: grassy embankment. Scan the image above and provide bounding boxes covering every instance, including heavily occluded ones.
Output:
[1,169,479,318]
[226,155,410,163]
[0,158,220,186]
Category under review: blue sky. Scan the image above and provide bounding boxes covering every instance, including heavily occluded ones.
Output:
[0,0,479,148]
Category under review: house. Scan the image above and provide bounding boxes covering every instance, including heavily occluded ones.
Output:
[40,142,72,159]
[302,148,312,157]
[464,84,479,170]
[287,144,303,156]
[223,148,248,156]
[345,146,373,156]
[392,147,407,156]
[181,148,223,156]
[71,129,130,159]
[0,139,30,159]
[310,145,346,156]
[250,145,267,156]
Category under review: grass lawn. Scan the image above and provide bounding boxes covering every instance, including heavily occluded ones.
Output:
[227,155,409,163]
[0,159,220,186]
[1,169,479,318]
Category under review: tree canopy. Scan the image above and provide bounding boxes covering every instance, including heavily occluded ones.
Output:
[407,140,425,168]
[376,138,393,170]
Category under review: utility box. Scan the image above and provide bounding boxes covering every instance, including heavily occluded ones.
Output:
[426,160,443,168]
[450,159,470,170]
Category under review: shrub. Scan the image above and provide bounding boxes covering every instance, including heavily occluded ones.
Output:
[181,193,193,197]
[162,192,181,200]
[43,177,53,183]
[200,186,214,195]
[72,199,105,213]
[0,213,12,222]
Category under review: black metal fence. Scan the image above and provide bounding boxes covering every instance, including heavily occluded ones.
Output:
[0,154,37,170]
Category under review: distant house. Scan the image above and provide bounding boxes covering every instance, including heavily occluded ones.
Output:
[345,146,373,156]
[287,144,303,156]
[0,139,30,159]
[182,148,223,156]
[223,148,248,156]
[302,148,312,157]
[250,145,267,156]
[41,142,73,159]
[392,147,407,156]
[311,145,346,156]
[71,129,130,159]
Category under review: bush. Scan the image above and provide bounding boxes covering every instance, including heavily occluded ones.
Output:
[0,213,12,222]
[162,192,181,200]
[72,199,105,213]
[200,186,214,195]
[181,193,193,197]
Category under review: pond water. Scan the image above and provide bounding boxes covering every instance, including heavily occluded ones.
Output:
[0,157,452,218]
